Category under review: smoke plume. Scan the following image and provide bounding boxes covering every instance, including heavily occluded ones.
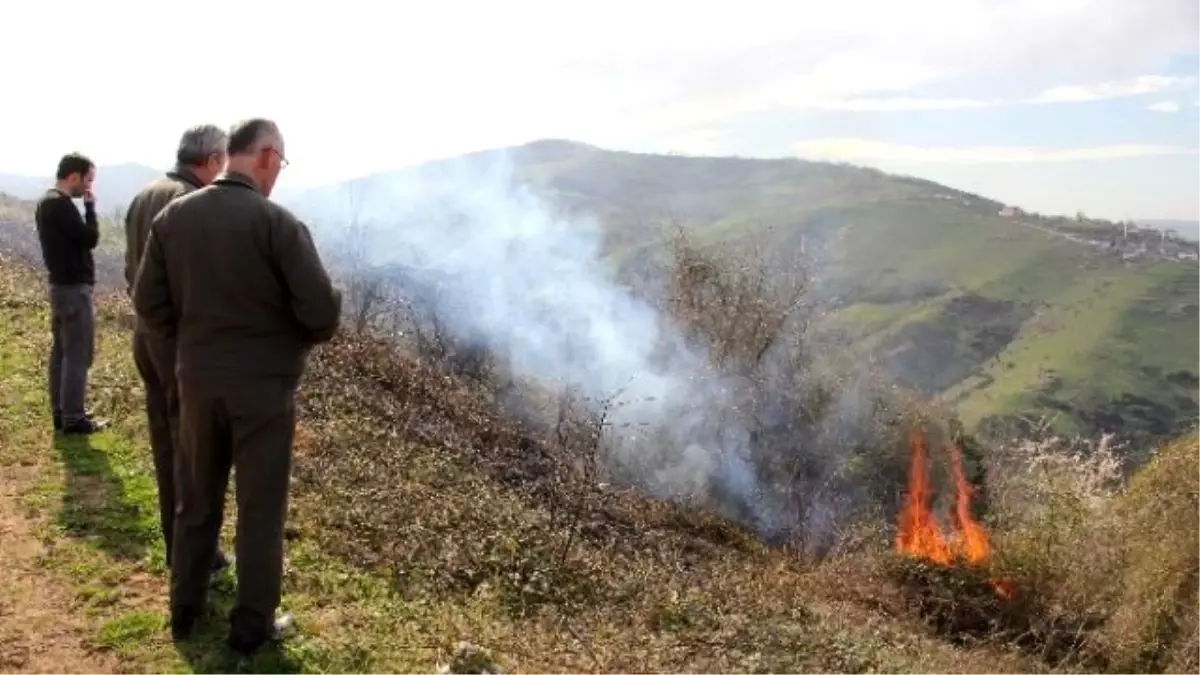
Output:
[288,148,902,547]
[294,151,764,519]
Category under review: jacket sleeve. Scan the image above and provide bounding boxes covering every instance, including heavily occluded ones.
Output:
[273,209,343,343]
[123,199,138,295]
[131,214,176,340]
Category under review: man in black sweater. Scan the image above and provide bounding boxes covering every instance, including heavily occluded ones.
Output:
[35,152,108,435]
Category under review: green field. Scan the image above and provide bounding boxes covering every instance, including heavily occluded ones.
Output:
[479,144,1198,447]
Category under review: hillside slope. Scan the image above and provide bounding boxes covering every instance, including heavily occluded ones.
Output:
[286,140,1199,449]
[0,255,1040,673]
[4,139,1195,448]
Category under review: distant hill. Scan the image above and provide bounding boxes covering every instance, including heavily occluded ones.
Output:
[2,140,1195,448]
[0,162,161,213]
[286,139,1199,448]
[287,139,1008,239]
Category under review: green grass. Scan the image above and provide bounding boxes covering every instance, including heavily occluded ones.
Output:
[950,260,1196,437]
[610,186,1194,447]
[688,195,1193,446]
[758,201,1200,443]
[0,264,436,673]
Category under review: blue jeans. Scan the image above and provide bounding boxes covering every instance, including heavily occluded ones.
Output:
[48,284,95,424]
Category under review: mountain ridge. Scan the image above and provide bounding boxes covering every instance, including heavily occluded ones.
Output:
[2,138,1192,226]
[1,140,1194,446]
[276,140,1197,448]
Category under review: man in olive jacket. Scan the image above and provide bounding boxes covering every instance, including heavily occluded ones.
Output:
[124,124,229,575]
[132,118,342,653]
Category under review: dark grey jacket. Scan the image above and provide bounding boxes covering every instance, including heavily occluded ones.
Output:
[133,171,342,382]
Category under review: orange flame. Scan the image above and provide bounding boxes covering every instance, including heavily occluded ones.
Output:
[896,427,1013,599]
[896,428,956,564]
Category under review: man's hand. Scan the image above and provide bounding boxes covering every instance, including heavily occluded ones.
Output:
[83,190,95,206]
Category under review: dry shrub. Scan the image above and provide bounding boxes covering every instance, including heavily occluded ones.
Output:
[819,424,1198,674]
[665,229,808,379]
[985,432,1125,660]
[1094,430,1199,673]
[887,558,1016,639]
[316,210,498,384]
[656,230,942,555]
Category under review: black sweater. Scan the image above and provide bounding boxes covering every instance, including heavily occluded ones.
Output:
[35,189,99,286]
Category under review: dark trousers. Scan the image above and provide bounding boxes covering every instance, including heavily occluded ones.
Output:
[132,327,180,565]
[171,375,296,636]
[48,284,94,423]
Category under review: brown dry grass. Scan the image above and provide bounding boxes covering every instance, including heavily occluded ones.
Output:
[1,212,1194,673]
[286,327,1039,673]
[0,249,1043,673]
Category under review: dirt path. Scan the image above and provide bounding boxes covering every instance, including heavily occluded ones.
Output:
[0,464,118,674]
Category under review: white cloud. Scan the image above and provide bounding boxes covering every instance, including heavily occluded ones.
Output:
[793,138,1196,165]
[813,97,996,111]
[1028,75,1194,103]
[806,75,1195,112]
[0,0,1194,187]
[1145,101,1183,113]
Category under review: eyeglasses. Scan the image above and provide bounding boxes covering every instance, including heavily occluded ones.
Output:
[263,147,289,169]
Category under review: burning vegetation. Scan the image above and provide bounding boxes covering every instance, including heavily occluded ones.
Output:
[896,427,1013,600]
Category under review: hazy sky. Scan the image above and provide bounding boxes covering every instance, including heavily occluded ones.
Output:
[3,0,1197,220]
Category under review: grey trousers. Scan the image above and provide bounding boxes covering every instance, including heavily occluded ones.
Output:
[48,284,95,424]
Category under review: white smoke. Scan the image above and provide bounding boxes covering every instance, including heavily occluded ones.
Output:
[292,150,761,513]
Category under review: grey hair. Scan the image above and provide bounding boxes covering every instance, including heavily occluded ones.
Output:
[227,118,281,156]
[175,124,228,166]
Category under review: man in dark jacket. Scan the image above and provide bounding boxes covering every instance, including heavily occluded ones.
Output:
[124,124,230,576]
[35,152,107,434]
[132,118,342,654]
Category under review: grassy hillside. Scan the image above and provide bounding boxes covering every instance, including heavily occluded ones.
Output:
[2,139,1197,673]
[2,242,1196,673]
[779,200,1199,447]
[287,140,1199,450]
[0,255,1039,673]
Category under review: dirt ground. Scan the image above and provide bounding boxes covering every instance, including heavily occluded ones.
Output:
[0,464,117,674]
